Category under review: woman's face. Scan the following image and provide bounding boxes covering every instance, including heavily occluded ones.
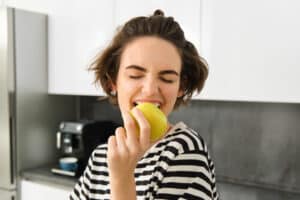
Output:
[112,36,183,118]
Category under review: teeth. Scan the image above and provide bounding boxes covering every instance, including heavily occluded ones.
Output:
[135,101,160,108]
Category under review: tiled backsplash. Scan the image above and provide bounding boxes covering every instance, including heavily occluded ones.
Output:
[79,97,300,199]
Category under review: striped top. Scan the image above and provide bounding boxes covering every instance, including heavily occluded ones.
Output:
[70,122,219,200]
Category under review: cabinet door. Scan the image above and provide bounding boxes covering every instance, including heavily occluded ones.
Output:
[198,0,300,102]
[48,0,114,96]
[21,180,72,200]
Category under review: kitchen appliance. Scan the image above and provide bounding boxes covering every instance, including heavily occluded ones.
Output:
[51,120,119,177]
[0,7,75,200]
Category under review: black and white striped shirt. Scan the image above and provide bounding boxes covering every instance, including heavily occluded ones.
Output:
[70,122,219,200]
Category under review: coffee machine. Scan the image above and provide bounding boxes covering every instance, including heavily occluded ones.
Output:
[51,120,119,177]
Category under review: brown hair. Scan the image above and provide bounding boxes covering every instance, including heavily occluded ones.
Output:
[90,9,208,108]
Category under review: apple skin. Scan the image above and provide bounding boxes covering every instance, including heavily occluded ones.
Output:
[131,102,168,142]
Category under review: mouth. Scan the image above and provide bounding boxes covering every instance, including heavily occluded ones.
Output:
[133,101,161,109]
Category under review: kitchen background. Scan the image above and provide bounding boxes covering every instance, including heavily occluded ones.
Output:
[1,0,300,200]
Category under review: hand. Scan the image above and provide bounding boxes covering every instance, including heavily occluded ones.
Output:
[107,107,151,181]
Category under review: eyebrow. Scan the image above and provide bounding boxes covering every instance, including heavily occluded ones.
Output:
[125,65,146,72]
[125,65,179,76]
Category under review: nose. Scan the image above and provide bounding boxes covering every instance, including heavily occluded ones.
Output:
[141,76,160,96]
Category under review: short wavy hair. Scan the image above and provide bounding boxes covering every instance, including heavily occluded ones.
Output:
[89,9,208,108]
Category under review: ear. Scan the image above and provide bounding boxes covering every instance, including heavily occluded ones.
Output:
[177,88,184,98]
[177,77,186,98]
[109,81,117,94]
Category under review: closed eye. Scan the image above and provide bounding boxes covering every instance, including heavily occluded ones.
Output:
[129,75,143,79]
[159,70,179,84]
[160,77,175,83]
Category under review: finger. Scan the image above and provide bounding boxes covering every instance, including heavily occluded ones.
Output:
[107,135,117,158]
[131,107,151,149]
[115,127,128,155]
[121,110,139,144]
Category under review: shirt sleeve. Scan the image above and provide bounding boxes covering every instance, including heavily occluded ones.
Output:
[155,150,219,200]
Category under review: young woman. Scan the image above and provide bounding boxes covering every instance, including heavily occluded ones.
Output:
[70,10,219,200]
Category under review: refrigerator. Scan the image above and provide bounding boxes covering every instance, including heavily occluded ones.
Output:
[0,7,76,200]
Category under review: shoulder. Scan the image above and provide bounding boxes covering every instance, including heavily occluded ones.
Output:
[160,122,208,156]
[148,123,219,199]
[145,122,212,170]
[91,143,108,157]
[88,143,108,167]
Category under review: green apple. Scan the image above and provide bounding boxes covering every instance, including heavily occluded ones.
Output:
[131,102,168,142]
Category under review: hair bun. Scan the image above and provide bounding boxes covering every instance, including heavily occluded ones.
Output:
[153,9,164,16]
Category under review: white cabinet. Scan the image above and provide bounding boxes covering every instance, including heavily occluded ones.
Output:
[21,180,72,200]
[5,0,113,96]
[47,0,202,97]
[198,0,300,103]
[47,0,115,96]
[8,0,300,102]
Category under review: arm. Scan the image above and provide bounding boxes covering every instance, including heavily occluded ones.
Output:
[107,108,151,200]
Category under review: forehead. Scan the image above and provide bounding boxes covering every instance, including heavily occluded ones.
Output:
[120,36,182,71]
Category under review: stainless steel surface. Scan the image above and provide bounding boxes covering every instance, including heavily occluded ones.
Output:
[0,6,76,200]
[0,6,15,190]
[12,5,76,178]
[14,7,50,172]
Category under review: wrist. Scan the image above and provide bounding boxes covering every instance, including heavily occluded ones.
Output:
[110,173,135,186]
[110,174,136,200]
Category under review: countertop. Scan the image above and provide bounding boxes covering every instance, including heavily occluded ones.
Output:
[21,165,78,189]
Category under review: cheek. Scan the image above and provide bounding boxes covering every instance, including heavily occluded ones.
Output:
[116,80,137,102]
[161,86,180,116]
[118,80,136,92]
[161,85,181,101]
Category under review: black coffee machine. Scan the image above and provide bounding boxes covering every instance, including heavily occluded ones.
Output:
[51,120,119,177]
